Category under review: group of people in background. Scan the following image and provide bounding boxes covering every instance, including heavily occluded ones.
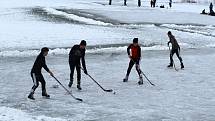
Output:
[109,0,173,8]
[201,2,215,16]
[150,0,157,7]
[152,0,173,8]
[27,31,184,100]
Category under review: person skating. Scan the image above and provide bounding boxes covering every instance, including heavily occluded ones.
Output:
[167,31,184,69]
[209,3,213,14]
[150,0,154,7]
[28,47,54,100]
[169,0,172,8]
[123,38,143,85]
[68,40,88,90]
[153,0,156,7]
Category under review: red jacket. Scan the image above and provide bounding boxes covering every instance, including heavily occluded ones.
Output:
[127,44,141,60]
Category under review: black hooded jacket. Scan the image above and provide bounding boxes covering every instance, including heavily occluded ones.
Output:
[31,53,49,74]
[69,45,87,70]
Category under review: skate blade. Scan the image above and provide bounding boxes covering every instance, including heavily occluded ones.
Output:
[42,96,50,99]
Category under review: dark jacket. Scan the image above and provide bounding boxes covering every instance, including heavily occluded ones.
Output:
[31,53,49,74]
[210,3,214,13]
[210,3,213,10]
[168,35,180,50]
[127,44,141,60]
[69,45,87,70]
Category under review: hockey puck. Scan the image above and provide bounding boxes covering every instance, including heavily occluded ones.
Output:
[52,85,59,88]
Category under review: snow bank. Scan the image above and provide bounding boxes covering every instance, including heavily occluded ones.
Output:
[0,106,67,121]
[43,7,110,26]
[0,41,208,57]
[0,45,179,57]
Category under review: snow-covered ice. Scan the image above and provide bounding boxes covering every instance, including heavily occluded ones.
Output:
[1,49,215,121]
[0,106,67,121]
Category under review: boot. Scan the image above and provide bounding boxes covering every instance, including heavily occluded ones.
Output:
[123,75,128,82]
[138,76,143,85]
[181,63,184,69]
[68,80,73,88]
[42,90,50,98]
[77,84,82,90]
[167,63,173,68]
[28,92,35,100]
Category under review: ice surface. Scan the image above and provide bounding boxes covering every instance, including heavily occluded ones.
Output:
[1,49,215,120]
[0,106,67,121]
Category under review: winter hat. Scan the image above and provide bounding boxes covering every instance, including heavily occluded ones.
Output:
[133,38,138,43]
[80,40,87,46]
[167,31,172,35]
[41,47,49,53]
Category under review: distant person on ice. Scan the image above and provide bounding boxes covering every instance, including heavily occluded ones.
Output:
[123,38,143,85]
[209,2,215,15]
[169,0,172,8]
[28,47,54,100]
[209,2,213,13]
[68,40,88,90]
[151,0,156,7]
[153,0,156,7]
[150,0,154,7]
[201,9,206,14]
[167,31,184,69]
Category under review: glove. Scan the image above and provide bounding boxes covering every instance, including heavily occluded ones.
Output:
[84,69,88,75]
[49,71,54,77]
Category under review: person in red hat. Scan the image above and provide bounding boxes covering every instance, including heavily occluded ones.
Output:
[123,38,143,85]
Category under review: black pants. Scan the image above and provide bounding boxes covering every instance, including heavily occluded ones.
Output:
[169,3,172,8]
[170,49,183,64]
[126,59,141,77]
[151,1,154,7]
[69,61,81,85]
[153,1,156,7]
[30,73,46,94]
[124,0,127,6]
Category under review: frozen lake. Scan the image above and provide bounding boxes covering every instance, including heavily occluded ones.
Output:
[1,48,215,120]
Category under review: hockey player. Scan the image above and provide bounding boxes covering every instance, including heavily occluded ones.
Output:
[167,31,184,69]
[28,47,53,100]
[68,40,88,90]
[123,38,143,85]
